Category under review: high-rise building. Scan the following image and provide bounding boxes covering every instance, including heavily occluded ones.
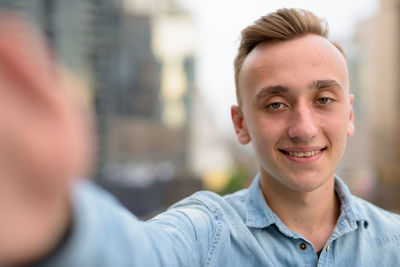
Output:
[105,0,196,183]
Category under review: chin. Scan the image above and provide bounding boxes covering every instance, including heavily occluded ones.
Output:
[285,181,323,192]
[279,172,332,192]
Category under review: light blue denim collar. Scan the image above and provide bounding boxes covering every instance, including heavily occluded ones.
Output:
[245,173,368,236]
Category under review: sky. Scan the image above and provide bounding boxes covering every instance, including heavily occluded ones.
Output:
[176,0,380,133]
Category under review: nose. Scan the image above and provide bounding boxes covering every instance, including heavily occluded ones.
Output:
[287,103,319,142]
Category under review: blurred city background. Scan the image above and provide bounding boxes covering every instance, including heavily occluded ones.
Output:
[1,0,399,217]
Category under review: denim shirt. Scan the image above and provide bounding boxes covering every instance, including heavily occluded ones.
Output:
[44,174,400,267]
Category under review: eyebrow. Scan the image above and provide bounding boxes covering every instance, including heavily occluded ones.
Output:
[255,85,289,100]
[255,79,342,100]
[310,79,342,90]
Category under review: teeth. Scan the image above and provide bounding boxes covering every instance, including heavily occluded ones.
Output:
[288,150,321,157]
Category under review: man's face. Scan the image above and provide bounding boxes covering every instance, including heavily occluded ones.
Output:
[231,34,354,192]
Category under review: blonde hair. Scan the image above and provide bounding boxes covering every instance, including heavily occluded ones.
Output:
[234,8,345,105]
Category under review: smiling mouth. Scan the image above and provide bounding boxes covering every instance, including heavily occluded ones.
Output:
[279,147,327,158]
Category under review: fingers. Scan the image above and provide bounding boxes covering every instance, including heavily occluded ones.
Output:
[0,12,58,109]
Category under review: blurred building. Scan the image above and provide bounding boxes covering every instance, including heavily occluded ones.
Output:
[115,14,161,118]
[356,0,400,210]
[105,0,196,184]
[99,0,200,216]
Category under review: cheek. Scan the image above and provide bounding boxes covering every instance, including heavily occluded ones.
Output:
[248,118,283,150]
[320,114,349,148]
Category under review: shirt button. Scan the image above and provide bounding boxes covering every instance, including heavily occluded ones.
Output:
[299,242,307,250]
[326,244,330,252]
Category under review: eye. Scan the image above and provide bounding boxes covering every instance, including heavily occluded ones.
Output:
[266,102,285,110]
[316,97,333,105]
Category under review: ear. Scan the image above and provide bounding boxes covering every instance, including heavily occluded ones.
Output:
[347,94,355,136]
[231,105,251,144]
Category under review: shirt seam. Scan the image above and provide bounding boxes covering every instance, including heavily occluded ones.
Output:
[203,221,222,267]
[176,197,224,267]
[174,210,202,266]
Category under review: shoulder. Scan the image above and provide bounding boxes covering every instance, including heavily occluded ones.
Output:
[353,195,400,226]
[352,195,400,241]
[169,188,248,223]
[152,190,248,266]
[161,189,250,238]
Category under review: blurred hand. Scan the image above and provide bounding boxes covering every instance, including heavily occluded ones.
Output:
[0,13,94,265]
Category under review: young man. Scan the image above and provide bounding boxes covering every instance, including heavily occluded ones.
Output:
[1,8,400,267]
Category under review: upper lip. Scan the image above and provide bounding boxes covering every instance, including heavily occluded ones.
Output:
[278,146,326,153]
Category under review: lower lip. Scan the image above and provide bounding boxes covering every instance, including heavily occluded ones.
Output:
[281,150,324,164]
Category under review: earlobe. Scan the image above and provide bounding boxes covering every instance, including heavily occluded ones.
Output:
[347,94,355,136]
[231,105,251,144]
[347,123,355,136]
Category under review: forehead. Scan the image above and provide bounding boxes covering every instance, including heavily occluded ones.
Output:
[238,34,348,102]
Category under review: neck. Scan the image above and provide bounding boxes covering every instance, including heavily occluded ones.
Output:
[260,174,340,251]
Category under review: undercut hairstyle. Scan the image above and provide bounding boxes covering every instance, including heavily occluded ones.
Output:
[234,8,346,105]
